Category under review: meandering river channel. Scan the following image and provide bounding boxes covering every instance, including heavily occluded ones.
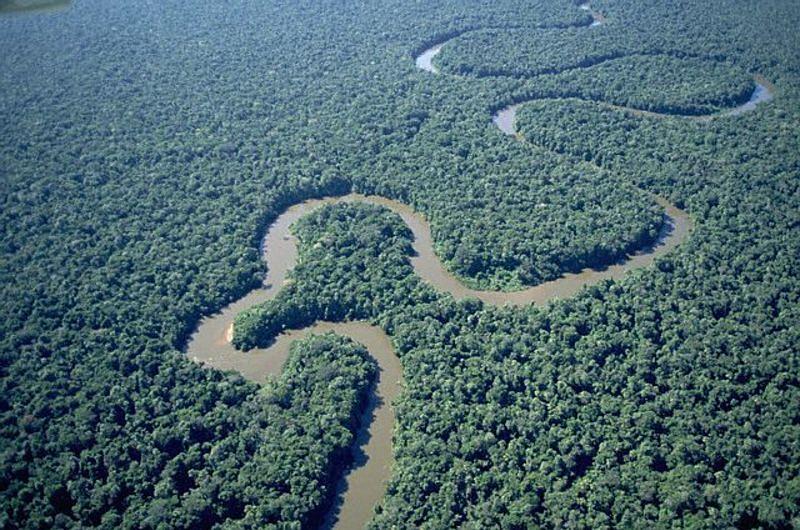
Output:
[187,190,691,529]
[185,2,780,527]
[416,4,773,121]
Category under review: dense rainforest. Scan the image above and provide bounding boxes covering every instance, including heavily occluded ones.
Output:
[1,0,798,528]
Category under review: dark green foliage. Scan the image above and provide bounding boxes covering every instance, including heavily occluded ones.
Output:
[357,121,664,289]
[0,327,374,529]
[539,55,754,115]
[422,158,664,289]
[1,0,799,528]
[234,203,423,351]
[436,18,757,115]
[134,332,377,529]
[206,333,377,529]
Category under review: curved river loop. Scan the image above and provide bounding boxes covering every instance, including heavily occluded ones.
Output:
[187,2,775,528]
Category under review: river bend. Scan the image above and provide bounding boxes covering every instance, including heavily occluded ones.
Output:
[186,188,691,528]
[415,4,773,120]
[182,2,749,528]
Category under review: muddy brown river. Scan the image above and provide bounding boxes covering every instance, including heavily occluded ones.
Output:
[180,2,787,527]
[186,190,692,529]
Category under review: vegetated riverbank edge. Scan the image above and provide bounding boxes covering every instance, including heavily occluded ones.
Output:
[187,0,763,526]
[415,21,774,121]
[185,186,691,528]
[418,42,773,120]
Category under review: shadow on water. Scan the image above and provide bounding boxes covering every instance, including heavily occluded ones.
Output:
[644,215,676,254]
[319,370,386,530]
[0,0,71,14]
[575,213,677,274]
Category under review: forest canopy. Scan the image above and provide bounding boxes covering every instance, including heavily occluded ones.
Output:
[1,0,799,528]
